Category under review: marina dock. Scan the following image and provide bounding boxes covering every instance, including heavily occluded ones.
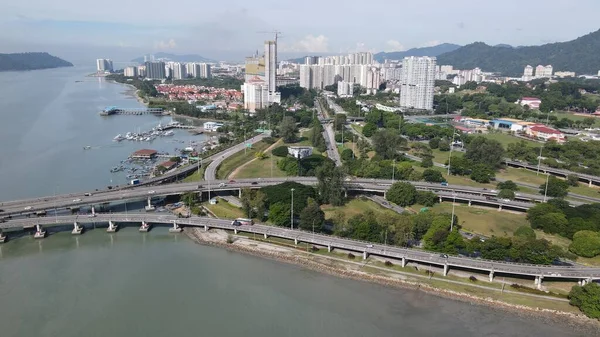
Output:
[99,106,165,116]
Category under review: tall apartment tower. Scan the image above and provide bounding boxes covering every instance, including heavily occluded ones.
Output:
[144,61,166,80]
[399,56,436,111]
[264,40,277,94]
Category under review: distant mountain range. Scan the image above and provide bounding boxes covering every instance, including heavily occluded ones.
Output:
[374,43,462,62]
[0,52,73,72]
[436,29,600,76]
[131,52,215,63]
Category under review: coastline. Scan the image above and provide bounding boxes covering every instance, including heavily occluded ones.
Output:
[184,227,600,333]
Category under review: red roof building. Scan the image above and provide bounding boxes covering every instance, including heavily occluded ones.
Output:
[159,160,177,170]
[131,149,158,159]
[526,126,565,143]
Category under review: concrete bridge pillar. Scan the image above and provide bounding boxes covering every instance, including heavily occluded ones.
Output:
[489,271,494,282]
[204,224,209,232]
[34,224,46,239]
[498,204,503,211]
[383,192,386,199]
[534,276,543,289]
[234,228,238,234]
[443,264,449,277]
[468,200,472,206]
[294,238,298,245]
[327,245,331,252]
[239,189,242,198]
[363,251,368,260]
[589,179,593,188]
[344,190,348,198]
[439,196,443,203]
[401,257,407,268]
[139,221,150,232]
[107,221,118,233]
[0,231,6,243]
[91,206,95,217]
[72,222,83,235]
[264,233,268,239]
[169,221,183,233]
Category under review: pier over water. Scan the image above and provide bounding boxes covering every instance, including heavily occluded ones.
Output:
[100,106,165,116]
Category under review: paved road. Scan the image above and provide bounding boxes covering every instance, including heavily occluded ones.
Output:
[204,134,267,181]
[1,177,570,218]
[364,194,405,213]
[5,213,599,281]
[315,98,342,166]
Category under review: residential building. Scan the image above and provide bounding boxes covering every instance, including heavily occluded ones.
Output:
[535,64,553,78]
[145,61,166,80]
[264,40,277,94]
[554,71,576,78]
[203,122,224,132]
[137,65,146,77]
[124,66,138,77]
[172,63,187,80]
[299,65,311,89]
[523,65,534,81]
[337,81,353,97]
[200,63,212,78]
[304,56,319,65]
[241,79,269,112]
[399,56,436,111]
[96,59,113,72]
[526,125,565,143]
[245,54,265,82]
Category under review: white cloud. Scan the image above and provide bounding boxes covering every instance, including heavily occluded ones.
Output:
[385,40,405,52]
[420,40,442,47]
[282,35,329,52]
[154,38,177,50]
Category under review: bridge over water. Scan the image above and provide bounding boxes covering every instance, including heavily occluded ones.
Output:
[99,106,165,116]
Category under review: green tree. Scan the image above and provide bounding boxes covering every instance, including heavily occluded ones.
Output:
[422,169,445,183]
[279,116,297,143]
[421,157,434,168]
[341,148,354,161]
[569,283,600,319]
[540,176,569,198]
[372,129,405,159]
[386,182,417,207]
[181,192,197,207]
[415,191,438,207]
[465,136,505,168]
[272,146,289,157]
[438,139,450,152]
[254,151,267,160]
[299,198,325,232]
[334,114,347,131]
[429,137,440,149]
[362,122,377,137]
[527,203,561,226]
[497,180,519,191]
[497,189,515,200]
[569,230,600,257]
[269,202,291,227]
[536,212,569,235]
[316,164,346,206]
[567,174,580,187]
[514,226,536,240]
[470,164,495,183]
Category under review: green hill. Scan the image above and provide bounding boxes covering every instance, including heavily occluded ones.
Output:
[436,29,600,76]
[374,43,461,62]
[0,52,73,71]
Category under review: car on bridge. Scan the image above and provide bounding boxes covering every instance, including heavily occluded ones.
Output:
[73,199,81,202]
[148,190,155,194]
[24,206,32,210]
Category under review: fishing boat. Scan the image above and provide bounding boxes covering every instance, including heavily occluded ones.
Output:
[83,146,92,150]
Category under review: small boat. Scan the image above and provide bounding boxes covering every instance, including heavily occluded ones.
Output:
[83,146,92,150]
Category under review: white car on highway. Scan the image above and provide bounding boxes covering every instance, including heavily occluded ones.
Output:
[148,190,155,194]
[72,199,81,202]
[24,206,32,210]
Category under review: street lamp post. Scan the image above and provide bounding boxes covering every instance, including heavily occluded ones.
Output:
[543,172,550,202]
[290,188,295,230]
[392,159,396,182]
[450,192,456,232]
[537,112,551,176]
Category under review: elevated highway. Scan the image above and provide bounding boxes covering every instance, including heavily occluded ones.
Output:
[0,177,581,217]
[3,214,598,284]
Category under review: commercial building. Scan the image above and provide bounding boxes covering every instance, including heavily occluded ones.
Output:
[124,66,138,77]
[203,122,224,132]
[145,61,166,80]
[526,125,565,143]
[554,71,576,78]
[96,59,113,72]
[489,118,539,132]
[399,56,436,111]
[264,40,277,94]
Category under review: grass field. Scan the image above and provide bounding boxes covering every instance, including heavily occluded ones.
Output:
[479,132,538,148]
[430,148,462,164]
[231,154,287,179]
[497,167,600,198]
[203,198,245,219]
[552,111,600,126]
[182,161,211,182]
[216,141,271,179]
[411,203,529,237]
[321,198,399,220]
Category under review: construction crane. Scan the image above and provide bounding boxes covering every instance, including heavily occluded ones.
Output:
[257,30,283,45]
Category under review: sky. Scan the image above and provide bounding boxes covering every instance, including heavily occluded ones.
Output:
[1,0,600,63]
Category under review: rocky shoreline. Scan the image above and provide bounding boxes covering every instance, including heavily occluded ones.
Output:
[184,227,600,334]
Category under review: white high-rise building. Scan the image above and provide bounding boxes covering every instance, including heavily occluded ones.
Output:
[337,81,353,97]
[172,63,187,80]
[264,40,277,93]
[96,59,113,72]
[299,65,311,89]
[124,66,138,77]
[241,80,270,113]
[524,65,533,77]
[200,63,212,78]
[399,56,436,111]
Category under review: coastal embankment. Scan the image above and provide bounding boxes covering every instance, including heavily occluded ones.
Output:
[184,227,600,334]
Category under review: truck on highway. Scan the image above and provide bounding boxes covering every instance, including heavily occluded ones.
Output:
[130,179,140,185]
[232,218,253,226]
